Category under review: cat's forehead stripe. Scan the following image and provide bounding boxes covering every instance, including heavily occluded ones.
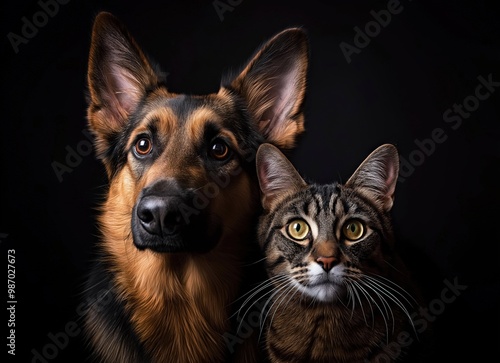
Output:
[341,197,351,215]
[302,198,313,217]
[321,187,332,211]
[334,195,343,216]
[312,192,323,213]
[306,198,317,216]
[329,192,337,211]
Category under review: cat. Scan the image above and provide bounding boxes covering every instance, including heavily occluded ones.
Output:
[250,143,424,363]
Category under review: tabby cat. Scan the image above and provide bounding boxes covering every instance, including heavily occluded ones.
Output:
[252,143,421,363]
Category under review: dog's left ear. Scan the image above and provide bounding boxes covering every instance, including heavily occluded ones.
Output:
[226,28,309,149]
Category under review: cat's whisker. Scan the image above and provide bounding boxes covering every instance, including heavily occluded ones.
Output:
[365,273,418,306]
[343,281,357,320]
[258,278,292,332]
[355,279,390,333]
[258,286,293,341]
[372,292,418,338]
[243,256,268,266]
[259,284,293,339]
[234,277,290,340]
[358,279,394,341]
[383,259,406,275]
[361,276,418,341]
[335,282,351,310]
[233,275,289,325]
[362,276,416,331]
[266,283,299,330]
[348,279,371,327]
[231,274,287,308]
[343,281,352,314]
[238,282,285,326]
[258,289,283,336]
[361,279,394,320]
[258,288,286,338]
[364,278,412,317]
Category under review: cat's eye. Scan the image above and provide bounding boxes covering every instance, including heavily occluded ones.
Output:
[135,137,153,156]
[342,219,365,241]
[287,219,310,241]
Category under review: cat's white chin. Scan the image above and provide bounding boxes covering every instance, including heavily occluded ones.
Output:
[292,264,346,302]
[303,284,341,302]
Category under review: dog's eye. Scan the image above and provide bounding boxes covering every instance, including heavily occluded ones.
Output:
[135,137,153,156]
[209,140,231,161]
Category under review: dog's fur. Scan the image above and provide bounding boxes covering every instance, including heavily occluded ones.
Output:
[83,12,309,363]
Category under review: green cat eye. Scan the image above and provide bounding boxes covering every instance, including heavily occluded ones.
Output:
[287,219,310,241]
[342,220,365,241]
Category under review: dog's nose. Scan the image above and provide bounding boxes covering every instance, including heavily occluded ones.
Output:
[137,196,185,236]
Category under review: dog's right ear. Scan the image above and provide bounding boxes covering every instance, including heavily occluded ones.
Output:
[86,12,162,158]
[225,28,309,150]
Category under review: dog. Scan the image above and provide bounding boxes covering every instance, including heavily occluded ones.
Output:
[83,11,309,363]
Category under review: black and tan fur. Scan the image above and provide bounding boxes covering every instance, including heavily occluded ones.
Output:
[253,144,422,362]
[83,12,309,363]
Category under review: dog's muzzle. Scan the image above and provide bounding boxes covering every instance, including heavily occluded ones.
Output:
[136,195,184,237]
[131,179,221,253]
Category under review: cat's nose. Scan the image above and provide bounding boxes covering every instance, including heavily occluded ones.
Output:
[316,256,337,272]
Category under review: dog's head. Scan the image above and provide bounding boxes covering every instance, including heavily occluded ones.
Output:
[86,12,309,254]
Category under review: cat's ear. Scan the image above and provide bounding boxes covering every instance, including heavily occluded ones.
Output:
[256,143,307,210]
[224,28,309,150]
[86,12,164,158]
[346,144,399,212]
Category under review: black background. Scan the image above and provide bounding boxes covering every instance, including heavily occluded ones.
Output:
[1,0,499,362]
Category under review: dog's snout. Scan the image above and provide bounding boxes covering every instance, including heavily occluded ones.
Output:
[137,196,185,237]
[132,178,221,253]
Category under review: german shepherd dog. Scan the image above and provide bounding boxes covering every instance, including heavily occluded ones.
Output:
[83,11,309,363]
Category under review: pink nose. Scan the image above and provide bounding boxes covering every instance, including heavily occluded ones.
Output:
[316,256,336,272]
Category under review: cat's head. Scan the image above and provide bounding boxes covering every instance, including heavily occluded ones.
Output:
[256,143,400,303]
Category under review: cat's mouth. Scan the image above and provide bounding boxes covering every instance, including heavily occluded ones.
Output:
[316,277,345,289]
[308,279,340,288]
[304,282,345,302]
[294,272,347,302]
[311,266,345,284]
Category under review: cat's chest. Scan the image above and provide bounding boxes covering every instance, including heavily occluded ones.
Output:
[272,305,365,338]
[268,303,386,361]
